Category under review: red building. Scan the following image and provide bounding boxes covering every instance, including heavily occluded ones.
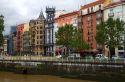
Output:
[80,0,104,50]
[16,24,24,52]
[55,11,79,27]
[54,11,79,55]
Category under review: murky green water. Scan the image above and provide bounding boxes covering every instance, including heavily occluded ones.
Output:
[0,72,97,82]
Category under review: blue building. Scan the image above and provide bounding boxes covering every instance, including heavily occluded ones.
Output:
[8,26,16,55]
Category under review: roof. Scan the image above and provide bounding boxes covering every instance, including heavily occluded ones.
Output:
[80,0,104,10]
[55,11,79,20]
[105,0,125,9]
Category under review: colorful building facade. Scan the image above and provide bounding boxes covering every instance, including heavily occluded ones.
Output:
[104,0,125,57]
[55,11,79,27]
[29,10,45,55]
[16,24,24,54]
[22,23,29,54]
[8,26,16,55]
[80,0,104,50]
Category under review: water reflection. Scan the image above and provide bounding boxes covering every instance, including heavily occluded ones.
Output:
[0,72,97,82]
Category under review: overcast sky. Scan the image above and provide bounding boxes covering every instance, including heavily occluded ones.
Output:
[0,0,95,35]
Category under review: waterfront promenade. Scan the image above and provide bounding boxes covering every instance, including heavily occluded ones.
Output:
[0,55,125,82]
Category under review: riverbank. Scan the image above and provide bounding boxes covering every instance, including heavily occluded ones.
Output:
[0,62,125,82]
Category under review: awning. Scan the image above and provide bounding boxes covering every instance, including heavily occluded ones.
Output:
[55,48,62,52]
[79,49,98,52]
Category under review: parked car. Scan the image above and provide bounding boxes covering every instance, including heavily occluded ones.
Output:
[56,55,62,58]
[112,56,119,60]
[95,54,108,60]
[0,57,3,60]
[68,53,80,59]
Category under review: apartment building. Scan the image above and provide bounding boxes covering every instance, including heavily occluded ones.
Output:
[80,0,104,50]
[29,10,45,55]
[22,23,29,54]
[104,0,125,57]
[16,24,24,54]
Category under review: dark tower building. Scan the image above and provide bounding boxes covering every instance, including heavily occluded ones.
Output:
[44,7,55,56]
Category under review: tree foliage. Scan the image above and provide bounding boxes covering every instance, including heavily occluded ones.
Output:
[0,15,4,46]
[56,24,89,51]
[96,17,124,53]
[70,29,89,51]
[56,24,74,48]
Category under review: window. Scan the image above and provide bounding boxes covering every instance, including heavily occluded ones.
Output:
[37,31,39,34]
[40,26,43,29]
[40,36,42,39]
[48,19,50,21]
[88,15,92,21]
[108,8,114,17]
[91,7,93,12]
[88,8,90,13]
[40,31,42,34]
[96,13,101,18]
[119,52,124,55]
[99,4,101,10]
[118,47,124,50]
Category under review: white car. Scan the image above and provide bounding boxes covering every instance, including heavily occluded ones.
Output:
[112,56,119,60]
[0,57,3,60]
[68,53,80,58]
[95,54,108,60]
[56,55,62,58]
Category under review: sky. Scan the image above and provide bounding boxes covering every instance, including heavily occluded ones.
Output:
[0,0,95,35]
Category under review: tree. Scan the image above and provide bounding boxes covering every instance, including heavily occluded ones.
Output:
[70,29,89,52]
[56,24,74,55]
[56,24,89,55]
[96,21,107,53]
[96,17,124,58]
[56,24,74,48]
[0,15,4,46]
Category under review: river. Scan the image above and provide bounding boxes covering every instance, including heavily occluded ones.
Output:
[0,72,97,82]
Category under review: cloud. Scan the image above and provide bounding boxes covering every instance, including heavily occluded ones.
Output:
[0,0,95,35]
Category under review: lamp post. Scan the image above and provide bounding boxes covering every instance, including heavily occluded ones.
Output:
[123,23,125,57]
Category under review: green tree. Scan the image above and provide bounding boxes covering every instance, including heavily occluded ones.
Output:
[56,24,74,55]
[56,24,74,48]
[70,29,89,52]
[96,21,107,53]
[0,15,4,46]
[56,24,89,55]
[96,17,124,58]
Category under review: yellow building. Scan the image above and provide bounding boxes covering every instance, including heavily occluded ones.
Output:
[29,10,45,55]
[22,23,30,54]
[23,23,29,32]
[103,0,112,7]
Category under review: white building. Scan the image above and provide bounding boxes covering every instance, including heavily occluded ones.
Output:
[104,0,125,57]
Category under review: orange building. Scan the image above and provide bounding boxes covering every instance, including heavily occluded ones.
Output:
[80,0,104,50]
[55,11,79,27]
[16,24,24,53]
[103,0,112,7]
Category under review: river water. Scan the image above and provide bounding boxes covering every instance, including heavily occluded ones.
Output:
[0,72,97,82]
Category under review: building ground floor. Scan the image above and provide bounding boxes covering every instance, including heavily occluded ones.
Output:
[44,45,55,56]
[104,46,125,58]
